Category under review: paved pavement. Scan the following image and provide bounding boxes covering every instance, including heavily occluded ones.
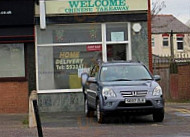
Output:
[0,102,190,137]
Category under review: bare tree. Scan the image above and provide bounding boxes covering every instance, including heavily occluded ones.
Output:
[151,0,166,17]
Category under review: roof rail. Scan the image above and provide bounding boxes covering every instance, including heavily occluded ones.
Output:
[127,60,142,63]
[105,60,143,64]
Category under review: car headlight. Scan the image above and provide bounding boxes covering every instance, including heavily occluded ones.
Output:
[102,87,116,98]
[153,86,162,96]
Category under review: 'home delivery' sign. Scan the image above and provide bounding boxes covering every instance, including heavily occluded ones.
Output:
[45,0,148,14]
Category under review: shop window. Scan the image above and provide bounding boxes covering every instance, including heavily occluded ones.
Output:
[38,45,102,90]
[163,37,168,46]
[37,24,102,44]
[0,43,25,78]
[177,37,184,50]
[36,22,130,92]
[106,23,128,41]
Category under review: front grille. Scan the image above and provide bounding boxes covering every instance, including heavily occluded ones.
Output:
[120,90,147,98]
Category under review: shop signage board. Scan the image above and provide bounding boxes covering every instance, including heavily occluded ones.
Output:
[0,0,34,26]
[46,0,148,14]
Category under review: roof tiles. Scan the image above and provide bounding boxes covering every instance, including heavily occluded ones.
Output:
[151,15,190,34]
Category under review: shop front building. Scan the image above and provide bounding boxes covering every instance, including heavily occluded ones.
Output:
[0,0,35,113]
[35,0,151,112]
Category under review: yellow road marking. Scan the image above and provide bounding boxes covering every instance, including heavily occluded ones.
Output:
[176,109,190,114]
[166,107,190,114]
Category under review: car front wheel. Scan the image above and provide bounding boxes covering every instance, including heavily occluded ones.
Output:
[84,99,94,117]
[96,100,105,123]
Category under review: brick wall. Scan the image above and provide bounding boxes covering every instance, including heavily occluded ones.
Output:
[0,82,28,113]
[170,64,190,100]
[170,74,178,99]
[178,64,190,99]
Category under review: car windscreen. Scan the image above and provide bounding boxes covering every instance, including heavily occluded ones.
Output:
[100,65,152,82]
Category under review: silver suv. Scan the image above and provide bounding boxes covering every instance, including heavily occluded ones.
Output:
[81,61,164,123]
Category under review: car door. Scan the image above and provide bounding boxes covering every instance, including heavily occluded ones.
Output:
[86,65,99,108]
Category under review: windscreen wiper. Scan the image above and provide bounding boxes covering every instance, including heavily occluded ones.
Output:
[108,79,132,81]
[134,78,153,81]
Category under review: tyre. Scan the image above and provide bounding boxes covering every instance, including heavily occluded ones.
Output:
[96,100,105,123]
[84,99,94,117]
[153,109,164,122]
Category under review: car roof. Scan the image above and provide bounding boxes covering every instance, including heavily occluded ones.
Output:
[100,60,144,67]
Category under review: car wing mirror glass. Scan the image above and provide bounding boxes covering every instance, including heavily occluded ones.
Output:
[153,75,161,81]
[88,77,97,83]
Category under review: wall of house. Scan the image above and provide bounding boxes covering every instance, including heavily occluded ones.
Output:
[0,82,29,113]
[38,92,84,112]
[152,34,190,57]
[132,22,149,67]
[152,34,171,56]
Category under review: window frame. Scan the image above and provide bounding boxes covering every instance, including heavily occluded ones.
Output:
[0,43,27,82]
[177,36,184,51]
[162,37,169,47]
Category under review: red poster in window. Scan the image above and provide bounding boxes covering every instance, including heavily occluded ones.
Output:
[86,44,102,51]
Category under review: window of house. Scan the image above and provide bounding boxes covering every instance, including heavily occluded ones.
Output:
[0,43,25,78]
[163,37,169,46]
[177,37,184,50]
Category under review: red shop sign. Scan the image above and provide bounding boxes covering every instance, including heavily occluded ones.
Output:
[86,44,102,51]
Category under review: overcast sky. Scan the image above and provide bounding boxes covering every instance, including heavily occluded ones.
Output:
[152,0,190,24]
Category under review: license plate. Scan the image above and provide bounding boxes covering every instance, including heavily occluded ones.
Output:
[125,98,146,104]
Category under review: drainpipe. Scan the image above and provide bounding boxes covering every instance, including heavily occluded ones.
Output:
[170,30,174,59]
[147,0,153,73]
[39,0,46,29]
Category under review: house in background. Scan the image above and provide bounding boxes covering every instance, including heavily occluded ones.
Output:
[186,19,190,28]
[151,15,190,58]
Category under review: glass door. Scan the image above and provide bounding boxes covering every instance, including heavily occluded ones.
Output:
[103,22,131,62]
[107,44,128,61]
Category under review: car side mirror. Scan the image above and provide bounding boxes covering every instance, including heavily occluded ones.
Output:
[88,77,97,83]
[81,73,89,87]
[153,75,161,81]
